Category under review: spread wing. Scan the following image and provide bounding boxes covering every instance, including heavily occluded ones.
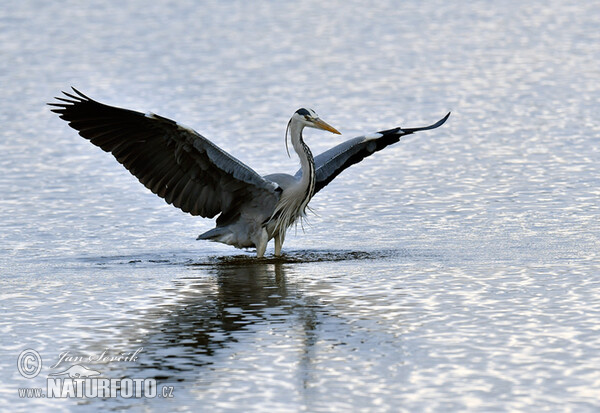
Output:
[49,88,280,220]
[296,113,450,194]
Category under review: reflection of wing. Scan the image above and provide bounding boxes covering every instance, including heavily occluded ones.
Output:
[296,113,451,194]
[49,88,280,218]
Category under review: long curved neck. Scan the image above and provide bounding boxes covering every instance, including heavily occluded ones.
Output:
[289,120,315,206]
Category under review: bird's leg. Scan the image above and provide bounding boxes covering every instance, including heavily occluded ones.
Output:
[254,228,269,258]
[274,233,286,257]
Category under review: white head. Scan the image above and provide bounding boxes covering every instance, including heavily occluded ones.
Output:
[286,108,341,156]
[290,108,340,133]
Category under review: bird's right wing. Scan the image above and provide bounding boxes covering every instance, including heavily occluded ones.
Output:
[49,88,280,221]
[297,113,450,194]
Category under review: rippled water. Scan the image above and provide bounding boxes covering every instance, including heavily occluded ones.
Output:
[1,0,600,411]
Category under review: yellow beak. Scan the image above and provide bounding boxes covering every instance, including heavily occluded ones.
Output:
[313,118,341,135]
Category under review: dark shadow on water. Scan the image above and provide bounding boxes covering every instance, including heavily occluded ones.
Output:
[73,248,420,409]
[190,248,399,265]
[100,260,326,391]
[77,248,404,268]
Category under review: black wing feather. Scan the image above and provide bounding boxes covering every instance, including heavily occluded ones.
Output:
[49,88,279,218]
[297,113,450,194]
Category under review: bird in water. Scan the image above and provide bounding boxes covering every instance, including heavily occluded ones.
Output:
[50,88,449,257]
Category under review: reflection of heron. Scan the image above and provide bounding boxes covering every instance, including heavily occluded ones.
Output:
[50,89,449,257]
[114,261,306,379]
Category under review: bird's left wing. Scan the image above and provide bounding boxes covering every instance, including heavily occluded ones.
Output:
[296,113,450,194]
[49,88,280,219]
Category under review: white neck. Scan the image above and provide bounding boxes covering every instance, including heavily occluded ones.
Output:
[288,119,315,199]
[268,119,316,237]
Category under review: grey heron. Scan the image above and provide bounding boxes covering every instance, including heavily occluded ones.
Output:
[50,88,449,257]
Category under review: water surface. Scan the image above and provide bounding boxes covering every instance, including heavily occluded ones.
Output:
[1,0,599,411]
